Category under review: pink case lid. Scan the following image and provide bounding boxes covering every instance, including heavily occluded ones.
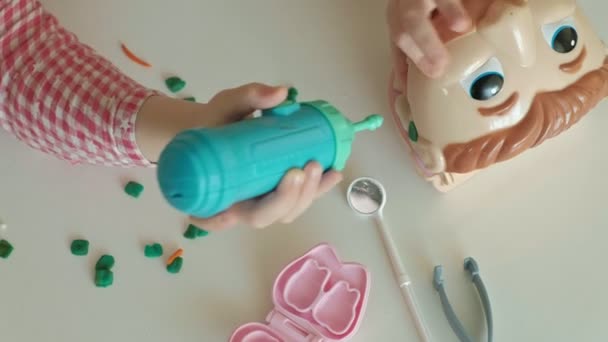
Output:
[229,243,370,342]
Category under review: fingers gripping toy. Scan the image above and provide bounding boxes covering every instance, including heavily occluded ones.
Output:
[389,0,608,192]
[157,88,384,218]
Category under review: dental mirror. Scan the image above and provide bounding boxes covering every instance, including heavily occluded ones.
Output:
[347,177,431,342]
[347,177,385,215]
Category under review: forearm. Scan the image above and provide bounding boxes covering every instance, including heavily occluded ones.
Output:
[0,0,162,166]
[135,96,212,162]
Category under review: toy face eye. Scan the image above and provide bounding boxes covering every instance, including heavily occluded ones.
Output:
[460,57,504,101]
[542,17,578,53]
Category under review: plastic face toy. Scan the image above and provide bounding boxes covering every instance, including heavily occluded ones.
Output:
[389,0,608,191]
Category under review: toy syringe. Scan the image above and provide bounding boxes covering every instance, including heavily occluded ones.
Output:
[156,88,384,218]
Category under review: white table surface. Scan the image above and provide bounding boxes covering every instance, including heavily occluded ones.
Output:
[2,0,608,341]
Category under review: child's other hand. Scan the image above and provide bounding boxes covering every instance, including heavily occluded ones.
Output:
[387,0,471,79]
[189,83,343,231]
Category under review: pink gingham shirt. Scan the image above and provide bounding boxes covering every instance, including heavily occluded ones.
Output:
[0,0,157,167]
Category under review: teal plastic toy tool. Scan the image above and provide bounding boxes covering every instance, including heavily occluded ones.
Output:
[156,88,384,218]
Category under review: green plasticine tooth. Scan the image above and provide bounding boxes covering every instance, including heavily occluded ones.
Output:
[183,224,208,239]
[183,225,197,239]
[70,239,89,256]
[95,269,114,288]
[144,243,163,258]
[124,181,144,198]
[408,121,419,142]
[96,255,115,270]
[0,239,13,259]
[166,257,183,274]
[165,77,186,93]
[94,254,115,288]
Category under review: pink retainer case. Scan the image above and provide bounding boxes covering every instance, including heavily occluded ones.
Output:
[229,243,371,342]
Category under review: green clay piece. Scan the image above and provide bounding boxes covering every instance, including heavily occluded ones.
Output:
[124,181,144,198]
[183,96,196,102]
[96,255,115,270]
[196,228,209,238]
[0,239,13,259]
[95,269,114,288]
[183,225,198,239]
[166,257,183,274]
[184,224,209,239]
[144,243,163,258]
[70,239,89,256]
[408,121,419,142]
[165,76,186,93]
[287,87,298,102]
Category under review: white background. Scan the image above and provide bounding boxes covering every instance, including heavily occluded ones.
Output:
[1,0,608,341]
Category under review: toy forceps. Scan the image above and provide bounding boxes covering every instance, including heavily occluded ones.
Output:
[433,258,493,342]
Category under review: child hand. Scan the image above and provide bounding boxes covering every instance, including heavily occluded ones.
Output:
[387,0,471,79]
[188,83,344,231]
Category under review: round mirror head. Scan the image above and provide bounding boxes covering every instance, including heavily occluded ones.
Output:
[346,177,386,216]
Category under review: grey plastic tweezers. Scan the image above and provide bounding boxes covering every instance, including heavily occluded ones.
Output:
[433,257,493,342]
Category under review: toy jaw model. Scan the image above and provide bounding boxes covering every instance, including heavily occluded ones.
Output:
[389,0,608,192]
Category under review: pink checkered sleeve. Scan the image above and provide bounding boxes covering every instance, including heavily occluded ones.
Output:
[0,0,160,167]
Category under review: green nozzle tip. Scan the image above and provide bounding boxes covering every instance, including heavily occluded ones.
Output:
[353,114,384,133]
